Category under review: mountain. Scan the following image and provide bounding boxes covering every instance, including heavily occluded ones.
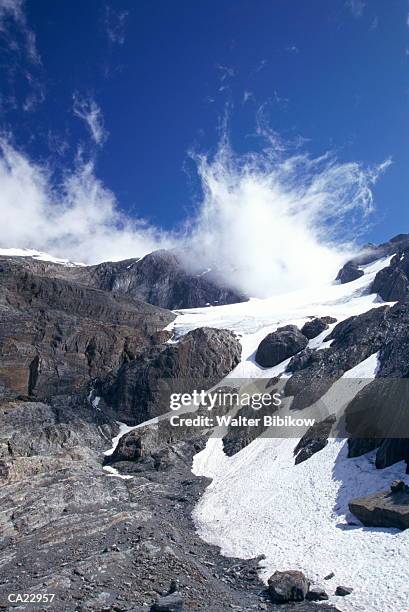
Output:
[0,247,246,309]
[2,237,409,610]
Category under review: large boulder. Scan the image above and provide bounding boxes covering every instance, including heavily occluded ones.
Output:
[255,326,308,368]
[267,570,309,603]
[101,327,242,424]
[349,481,409,530]
[301,317,337,340]
[150,592,184,611]
[336,262,364,284]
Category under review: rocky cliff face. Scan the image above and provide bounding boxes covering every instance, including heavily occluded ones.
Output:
[0,259,175,400]
[78,249,247,309]
[100,327,242,424]
[2,248,246,310]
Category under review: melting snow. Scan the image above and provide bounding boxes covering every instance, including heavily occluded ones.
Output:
[167,254,408,612]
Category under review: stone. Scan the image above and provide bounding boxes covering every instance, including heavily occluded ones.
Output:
[349,484,409,530]
[0,258,175,399]
[267,570,309,603]
[306,587,329,601]
[293,415,336,464]
[255,326,308,368]
[391,480,409,493]
[150,592,184,611]
[335,586,353,597]
[336,262,364,284]
[301,317,336,340]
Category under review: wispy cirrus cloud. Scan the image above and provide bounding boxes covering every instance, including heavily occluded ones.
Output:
[104,5,128,45]
[345,0,366,18]
[0,0,40,63]
[73,94,108,146]
[243,90,254,104]
[0,0,45,113]
[0,137,172,263]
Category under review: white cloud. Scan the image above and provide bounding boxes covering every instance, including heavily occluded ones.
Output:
[0,138,173,263]
[186,136,391,297]
[73,94,108,146]
[345,0,366,18]
[285,45,299,54]
[0,132,390,298]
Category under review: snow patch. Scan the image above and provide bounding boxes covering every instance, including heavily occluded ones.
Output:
[103,465,133,480]
[0,247,85,266]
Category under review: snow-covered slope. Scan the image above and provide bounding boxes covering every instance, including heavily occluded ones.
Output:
[166,255,409,612]
[0,247,85,266]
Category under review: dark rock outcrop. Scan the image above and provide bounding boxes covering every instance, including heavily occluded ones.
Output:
[255,325,308,368]
[284,305,390,410]
[286,348,321,374]
[0,248,247,310]
[101,327,242,424]
[335,233,409,283]
[293,415,336,465]
[336,262,364,284]
[372,249,409,301]
[301,317,337,340]
[73,249,246,309]
[268,570,309,603]
[349,481,409,530]
[335,586,353,597]
[222,386,283,457]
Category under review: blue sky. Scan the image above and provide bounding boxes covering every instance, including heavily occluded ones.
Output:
[1,0,409,250]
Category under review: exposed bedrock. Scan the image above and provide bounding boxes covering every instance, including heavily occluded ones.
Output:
[2,248,246,310]
[372,248,409,301]
[100,327,242,424]
[335,233,409,284]
[284,305,391,410]
[78,249,247,309]
[0,259,175,400]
